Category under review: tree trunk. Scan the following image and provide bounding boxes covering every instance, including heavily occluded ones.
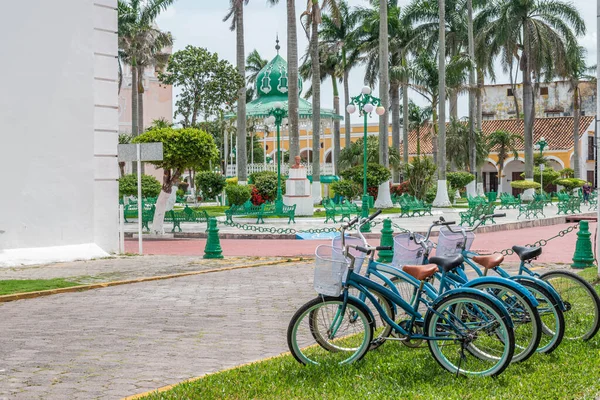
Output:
[131,64,138,174]
[287,0,300,165]
[449,90,458,120]
[119,162,126,177]
[332,77,340,175]
[522,25,534,182]
[467,0,476,176]
[573,85,581,178]
[236,2,248,184]
[310,6,321,203]
[151,168,181,235]
[402,80,409,163]
[137,66,144,135]
[432,106,438,165]
[391,82,400,181]
[343,67,351,149]
[433,0,450,207]
[476,67,483,131]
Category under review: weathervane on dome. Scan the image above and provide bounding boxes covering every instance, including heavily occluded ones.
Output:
[275,34,280,55]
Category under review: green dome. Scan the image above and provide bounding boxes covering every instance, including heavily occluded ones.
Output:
[256,55,303,98]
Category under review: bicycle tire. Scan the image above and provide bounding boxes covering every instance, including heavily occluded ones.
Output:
[467,281,541,363]
[514,279,565,354]
[539,270,600,341]
[425,291,515,377]
[287,296,374,365]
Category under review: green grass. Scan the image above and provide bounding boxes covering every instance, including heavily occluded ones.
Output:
[190,205,228,217]
[0,279,81,295]
[142,269,600,400]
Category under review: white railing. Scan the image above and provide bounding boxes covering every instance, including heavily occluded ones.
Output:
[226,163,334,177]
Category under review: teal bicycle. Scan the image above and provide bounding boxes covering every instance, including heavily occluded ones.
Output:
[287,211,516,377]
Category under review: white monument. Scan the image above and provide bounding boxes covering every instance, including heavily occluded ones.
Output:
[284,156,313,216]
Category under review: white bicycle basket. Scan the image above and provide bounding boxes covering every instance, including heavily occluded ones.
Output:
[331,235,367,273]
[313,245,351,297]
[391,233,428,268]
[435,226,474,257]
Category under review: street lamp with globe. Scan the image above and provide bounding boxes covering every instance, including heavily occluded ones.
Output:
[534,137,548,194]
[347,86,384,232]
[265,102,288,212]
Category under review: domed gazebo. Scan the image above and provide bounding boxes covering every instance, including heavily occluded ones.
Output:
[228,42,342,205]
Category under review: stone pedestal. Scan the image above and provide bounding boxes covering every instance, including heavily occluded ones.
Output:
[284,168,313,216]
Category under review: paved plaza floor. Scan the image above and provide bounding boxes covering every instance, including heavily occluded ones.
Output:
[0,255,574,399]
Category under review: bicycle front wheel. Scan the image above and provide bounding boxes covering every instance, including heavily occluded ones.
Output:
[540,270,600,341]
[287,296,374,365]
[425,292,515,377]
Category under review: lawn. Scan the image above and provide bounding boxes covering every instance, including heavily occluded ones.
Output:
[142,268,600,400]
[0,279,80,295]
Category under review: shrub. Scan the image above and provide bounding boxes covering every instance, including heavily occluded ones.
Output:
[403,156,437,200]
[176,189,185,197]
[520,167,561,188]
[196,171,226,200]
[225,184,252,205]
[340,163,391,188]
[226,177,238,186]
[510,180,541,190]
[249,171,276,184]
[560,168,574,178]
[391,181,410,197]
[447,172,475,193]
[250,186,265,205]
[253,173,286,202]
[556,178,586,192]
[118,174,162,198]
[331,180,361,200]
[425,185,437,203]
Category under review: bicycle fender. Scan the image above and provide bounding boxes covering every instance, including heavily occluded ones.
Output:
[509,275,566,311]
[347,294,377,324]
[462,276,539,307]
[430,287,514,328]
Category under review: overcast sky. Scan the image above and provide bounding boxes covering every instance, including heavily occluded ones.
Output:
[156,0,598,120]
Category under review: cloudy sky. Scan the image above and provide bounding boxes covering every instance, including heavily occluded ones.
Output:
[156,0,598,120]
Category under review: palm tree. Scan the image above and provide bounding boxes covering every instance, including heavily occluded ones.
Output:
[477,0,585,193]
[317,1,360,152]
[446,118,489,171]
[338,136,401,170]
[245,49,267,101]
[563,45,596,179]
[301,0,340,202]
[487,130,522,194]
[466,0,476,187]
[224,0,249,184]
[118,0,174,137]
[405,101,432,157]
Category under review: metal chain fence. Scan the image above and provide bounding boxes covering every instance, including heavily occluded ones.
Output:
[493,224,579,256]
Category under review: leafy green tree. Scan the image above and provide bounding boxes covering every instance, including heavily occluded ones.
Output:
[331,180,361,200]
[338,136,400,170]
[133,127,219,233]
[556,178,586,192]
[118,0,173,136]
[118,174,162,198]
[447,171,475,193]
[520,167,561,191]
[487,130,522,193]
[245,49,267,101]
[340,163,391,189]
[159,46,243,127]
[403,156,437,200]
[225,185,252,205]
[402,101,432,157]
[446,118,488,172]
[195,171,226,201]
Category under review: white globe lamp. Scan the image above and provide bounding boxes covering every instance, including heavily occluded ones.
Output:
[363,103,374,113]
[346,104,356,114]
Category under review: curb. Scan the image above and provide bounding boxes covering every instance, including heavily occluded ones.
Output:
[0,258,309,303]
[122,351,290,400]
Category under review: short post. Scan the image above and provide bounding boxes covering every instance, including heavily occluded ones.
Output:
[572,220,595,269]
[204,218,224,259]
[119,204,125,254]
[377,218,394,263]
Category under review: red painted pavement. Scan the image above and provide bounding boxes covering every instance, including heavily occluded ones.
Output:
[125,222,597,263]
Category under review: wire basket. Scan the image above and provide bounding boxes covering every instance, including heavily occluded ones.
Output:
[391,233,428,268]
[435,226,474,257]
[313,245,350,297]
[331,235,367,273]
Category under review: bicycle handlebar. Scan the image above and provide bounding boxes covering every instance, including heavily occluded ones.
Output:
[367,209,382,222]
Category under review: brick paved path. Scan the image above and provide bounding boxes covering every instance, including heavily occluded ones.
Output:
[0,263,314,399]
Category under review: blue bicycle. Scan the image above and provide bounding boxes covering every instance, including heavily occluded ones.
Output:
[287,211,516,377]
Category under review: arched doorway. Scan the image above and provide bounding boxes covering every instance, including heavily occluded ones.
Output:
[300,148,313,163]
[481,161,498,192]
[503,159,525,196]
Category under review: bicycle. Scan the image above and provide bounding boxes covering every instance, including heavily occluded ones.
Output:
[455,221,600,342]
[287,211,516,377]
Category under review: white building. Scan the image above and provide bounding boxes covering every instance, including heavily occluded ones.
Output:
[0,0,119,265]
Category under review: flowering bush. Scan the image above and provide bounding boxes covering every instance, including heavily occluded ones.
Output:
[367,186,378,199]
[391,181,410,196]
[250,186,266,205]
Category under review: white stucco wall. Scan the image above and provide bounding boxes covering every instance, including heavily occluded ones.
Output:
[0,0,118,263]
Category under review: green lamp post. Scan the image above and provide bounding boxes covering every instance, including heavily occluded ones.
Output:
[534,137,548,193]
[347,86,385,232]
[265,102,288,213]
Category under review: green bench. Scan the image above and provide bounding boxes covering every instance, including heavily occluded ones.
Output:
[225,201,265,223]
[141,205,156,231]
[588,193,598,211]
[260,203,297,224]
[460,203,496,226]
[557,197,581,215]
[499,192,521,209]
[467,195,488,208]
[517,200,545,219]
[397,194,433,217]
[225,201,296,224]
[534,192,552,206]
[163,206,210,232]
[123,202,155,223]
[323,199,359,223]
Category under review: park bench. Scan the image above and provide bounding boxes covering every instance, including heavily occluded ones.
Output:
[225,201,265,223]
[517,200,545,219]
[323,199,359,223]
[123,202,155,223]
[259,203,297,224]
[588,192,598,211]
[499,192,521,209]
[141,205,156,231]
[467,195,488,208]
[556,192,571,202]
[398,194,433,217]
[557,196,581,215]
[163,206,210,232]
[182,205,209,223]
[460,203,496,226]
[534,192,552,206]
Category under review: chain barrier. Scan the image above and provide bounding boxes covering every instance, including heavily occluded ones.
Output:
[493,224,579,256]
[219,218,392,235]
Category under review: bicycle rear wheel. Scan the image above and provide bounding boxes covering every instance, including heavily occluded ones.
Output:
[539,270,600,341]
[346,288,395,350]
[425,292,515,377]
[287,296,374,365]
[468,281,541,363]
